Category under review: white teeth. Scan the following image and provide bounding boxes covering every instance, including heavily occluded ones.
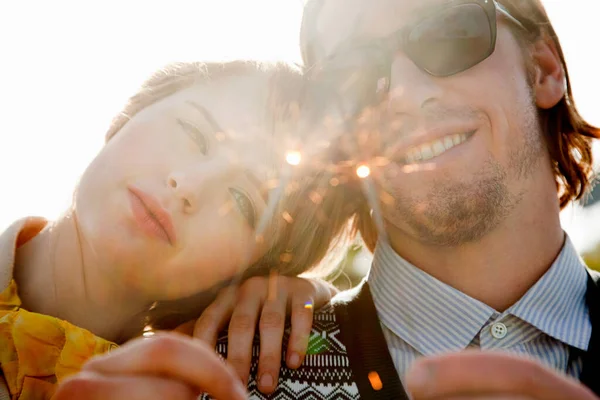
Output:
[432,140,445,156]
[420,145,433,160]
[444,136,454,150]
[452,134,462,145]
[403,131,472,164]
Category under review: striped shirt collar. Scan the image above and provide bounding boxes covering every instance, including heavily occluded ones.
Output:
[367,235,591,356]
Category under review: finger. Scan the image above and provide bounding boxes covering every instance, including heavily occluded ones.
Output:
[53,371,198,400]
[83,333,246,400]
[405,351,597,400]
[193,286,238,348]
[173,320,195,336]
[286,295,314,369]
[226,279,265,384]
[256,283,287,394]
[309,279,338,308]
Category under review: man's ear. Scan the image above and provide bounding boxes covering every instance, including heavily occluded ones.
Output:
[531,34,566,109]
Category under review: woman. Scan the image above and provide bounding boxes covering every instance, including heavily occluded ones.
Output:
[1,60,361,399]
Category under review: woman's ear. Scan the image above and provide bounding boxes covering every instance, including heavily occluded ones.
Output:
[531,34,566,109]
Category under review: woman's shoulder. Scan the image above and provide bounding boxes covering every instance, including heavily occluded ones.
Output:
[0,304,117,398]
[0,217,47,291]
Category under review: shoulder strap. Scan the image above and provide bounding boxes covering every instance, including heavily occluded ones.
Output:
[333,281,409,400]
[580,272,600,395]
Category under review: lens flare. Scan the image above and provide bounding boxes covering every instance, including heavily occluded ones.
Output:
[356,165,371,178]
[286,151,302,166]
[282,211,294,224]
[368,371,383,390]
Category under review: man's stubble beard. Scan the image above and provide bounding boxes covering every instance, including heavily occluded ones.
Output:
[383,96,545,247]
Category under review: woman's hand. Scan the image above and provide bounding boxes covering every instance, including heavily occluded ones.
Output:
[177,274,338,394]
[53,333,246,400]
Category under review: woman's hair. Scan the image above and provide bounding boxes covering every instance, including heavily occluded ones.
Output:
[498,0,600,209]
[105,61,364,332]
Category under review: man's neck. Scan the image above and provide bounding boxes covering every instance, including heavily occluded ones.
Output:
[13,213,151,343]
[386,187,564,312]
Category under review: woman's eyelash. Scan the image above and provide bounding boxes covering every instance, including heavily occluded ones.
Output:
[228,188,256,229]
[176,119,208,154]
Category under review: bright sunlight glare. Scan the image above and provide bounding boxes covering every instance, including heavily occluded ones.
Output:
[285,151,302,166]
[1,0,599,252]
[356,165,371,179]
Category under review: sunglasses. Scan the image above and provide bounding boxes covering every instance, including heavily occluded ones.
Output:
[309,0,527,109]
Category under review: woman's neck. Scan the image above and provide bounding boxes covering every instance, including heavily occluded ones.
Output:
[13,212,153,343]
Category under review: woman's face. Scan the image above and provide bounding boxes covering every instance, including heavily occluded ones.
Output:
[75,72,278,300]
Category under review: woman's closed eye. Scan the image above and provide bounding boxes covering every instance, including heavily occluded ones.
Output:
[177,118,208,155]
[228,188,256,229]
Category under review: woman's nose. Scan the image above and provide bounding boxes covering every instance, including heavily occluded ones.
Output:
[167,159,241,214]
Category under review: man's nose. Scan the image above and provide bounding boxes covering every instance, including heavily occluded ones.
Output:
[167,158,242,214]
[386,52,444,117]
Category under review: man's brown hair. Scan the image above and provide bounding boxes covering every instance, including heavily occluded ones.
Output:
[499,0,600,208]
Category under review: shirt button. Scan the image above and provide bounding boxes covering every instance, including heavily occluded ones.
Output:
[490,322,508,339]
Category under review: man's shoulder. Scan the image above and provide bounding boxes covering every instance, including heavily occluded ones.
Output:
[212,286,361,354]
[588,268,600,282]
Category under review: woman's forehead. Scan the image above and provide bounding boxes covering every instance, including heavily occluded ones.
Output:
[183,73,271,127]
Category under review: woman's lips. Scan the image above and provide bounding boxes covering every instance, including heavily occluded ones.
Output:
[127,186,176,245]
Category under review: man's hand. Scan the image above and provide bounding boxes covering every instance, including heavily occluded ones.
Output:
[53,333,246,400]
[177,274,338,394]
[405,351,598,400]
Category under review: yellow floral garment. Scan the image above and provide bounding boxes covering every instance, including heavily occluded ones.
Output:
[0,219,117,400]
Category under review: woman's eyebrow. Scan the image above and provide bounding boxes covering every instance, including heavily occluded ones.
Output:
[185,100,225,137]
[184,101,268,202]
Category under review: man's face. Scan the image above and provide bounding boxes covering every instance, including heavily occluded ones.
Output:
[307,0,551,246]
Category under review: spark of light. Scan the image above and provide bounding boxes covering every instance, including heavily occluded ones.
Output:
[285,151,302,166]
[356,164,371,178]
[142,325,155,338]
[282,211,294,224]
[368,371,383,391]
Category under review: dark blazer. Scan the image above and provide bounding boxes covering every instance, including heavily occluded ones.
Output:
[335,271,600,399]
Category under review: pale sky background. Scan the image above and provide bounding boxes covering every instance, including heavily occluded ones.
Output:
[1,1,599,256]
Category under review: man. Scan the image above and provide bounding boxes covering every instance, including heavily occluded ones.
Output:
[198,0,600,399]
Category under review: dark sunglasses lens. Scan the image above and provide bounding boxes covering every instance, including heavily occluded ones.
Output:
[407,3,493,76]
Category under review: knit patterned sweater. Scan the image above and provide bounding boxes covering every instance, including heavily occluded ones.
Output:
[202,277,600,399]
[201,283,408,400]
